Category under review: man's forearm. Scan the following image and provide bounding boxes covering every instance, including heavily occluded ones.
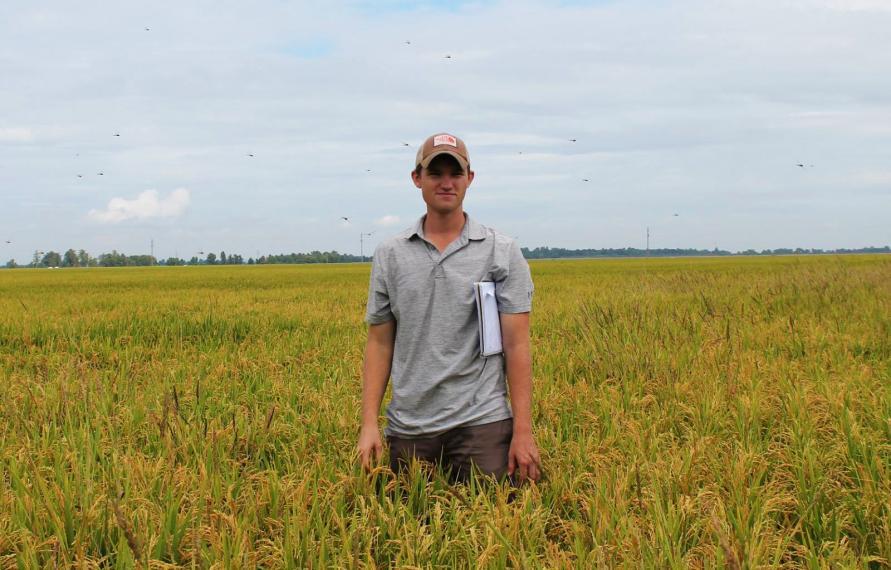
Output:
[361,322,395,428]
[361,363,390,427]
[505,343,533,434]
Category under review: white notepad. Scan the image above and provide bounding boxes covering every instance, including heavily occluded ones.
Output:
[474,281,503,357]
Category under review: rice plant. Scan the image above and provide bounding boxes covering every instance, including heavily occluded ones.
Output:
[0,255,888,567]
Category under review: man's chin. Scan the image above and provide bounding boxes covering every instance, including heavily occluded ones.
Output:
[425,202,462,216]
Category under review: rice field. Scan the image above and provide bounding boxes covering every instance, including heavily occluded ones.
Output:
[0,255,889,568]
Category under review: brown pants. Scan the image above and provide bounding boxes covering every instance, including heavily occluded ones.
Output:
[387,418,515,485]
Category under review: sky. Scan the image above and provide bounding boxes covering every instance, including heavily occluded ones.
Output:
[2,0,890,262]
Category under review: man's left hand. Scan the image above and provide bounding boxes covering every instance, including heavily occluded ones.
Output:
[508,431,541,483]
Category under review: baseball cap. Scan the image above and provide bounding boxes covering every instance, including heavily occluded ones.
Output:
[415,133,470,170]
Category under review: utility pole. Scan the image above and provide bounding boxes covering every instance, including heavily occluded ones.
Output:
[360,232,375,262]
[150,238,154,264]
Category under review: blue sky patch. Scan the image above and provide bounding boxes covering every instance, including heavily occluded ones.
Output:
[277,38,334,59]
[351,0,492,15]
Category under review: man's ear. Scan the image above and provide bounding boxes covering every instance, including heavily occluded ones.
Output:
[466,169,475,186]
[411,169,422,189]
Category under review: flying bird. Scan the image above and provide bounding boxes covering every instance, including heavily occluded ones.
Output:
[113,132,120,137]
[77,174,83,178]
[340,217,350,222]
[405,40,411,45]
[673,213,679,217]
[145,27,150,31]
[569,138,577,142]
[97,172,104,176]
[444,54,452,59]
[4,241,11,244]
[401,142,410,147]
[246,153,254,157]
[366,169,372,172]
[582,178,589,182]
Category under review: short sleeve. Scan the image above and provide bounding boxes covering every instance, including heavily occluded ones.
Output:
[365,246,394,325]
[495,240,533,313]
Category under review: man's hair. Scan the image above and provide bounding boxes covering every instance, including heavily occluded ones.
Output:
[415,154,466,176]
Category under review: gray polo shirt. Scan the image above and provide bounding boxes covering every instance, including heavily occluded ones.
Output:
[365,213,534,437]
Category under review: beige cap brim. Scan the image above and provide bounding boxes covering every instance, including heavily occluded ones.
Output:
[419,150,469,170]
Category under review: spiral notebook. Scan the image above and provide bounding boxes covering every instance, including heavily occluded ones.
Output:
[473,281,503,357]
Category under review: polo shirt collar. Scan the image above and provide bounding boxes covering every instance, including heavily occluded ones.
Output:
[405,213,487,242]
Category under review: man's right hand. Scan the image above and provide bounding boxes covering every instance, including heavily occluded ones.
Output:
[357,424,384,471]
[359,320,394,472]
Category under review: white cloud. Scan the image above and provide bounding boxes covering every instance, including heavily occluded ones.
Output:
[0,127,35,143]
[856,170,891,186]
[825,0,891,11]
[374,214,401,227]
[88,188,191,223]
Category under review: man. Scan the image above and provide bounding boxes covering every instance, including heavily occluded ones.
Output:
[356,132,541,485]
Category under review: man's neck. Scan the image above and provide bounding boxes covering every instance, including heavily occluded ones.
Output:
[424,208,466,237]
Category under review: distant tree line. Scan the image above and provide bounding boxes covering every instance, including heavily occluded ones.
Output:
[4,245,888,269]
[520,245,891,259]
[255,251,364,264]
[3,249,366,268]
[521,246,733,259]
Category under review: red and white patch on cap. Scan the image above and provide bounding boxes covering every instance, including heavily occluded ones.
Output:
[433,134,457,147]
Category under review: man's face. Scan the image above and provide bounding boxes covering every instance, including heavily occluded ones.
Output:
[411,155,475,215]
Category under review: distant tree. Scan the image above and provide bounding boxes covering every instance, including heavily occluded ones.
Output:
[254,250,365,264]
[41,251,62,267]
[5,259,16,268]
[95,251,156,266]
[99,250,128,267]
[188,256,199,265]
[127,255,156,266]
[220,251,227,264]
[62,249,79,267]
[206,252,217,265]
[76,249,94,267]
[31,250,42,267]
[248,257,255,265]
